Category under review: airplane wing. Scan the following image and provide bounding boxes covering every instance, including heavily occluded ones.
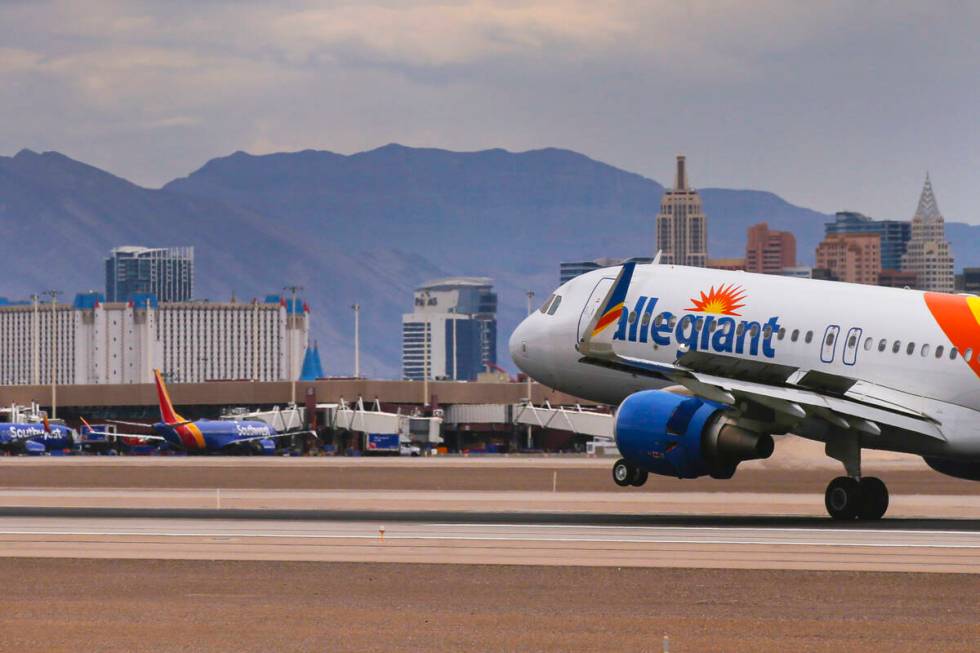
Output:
[100,431,170,442]
[107,419,194,428]
[577,262,946,442]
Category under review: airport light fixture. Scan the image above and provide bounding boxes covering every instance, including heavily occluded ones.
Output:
[351,303,361,378]
[283,285,304,404]
[43,290,62,419]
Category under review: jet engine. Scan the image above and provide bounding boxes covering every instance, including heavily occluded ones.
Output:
[615,389,774,480]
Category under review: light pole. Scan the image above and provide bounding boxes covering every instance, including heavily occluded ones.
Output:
[31,294,39,386]
[525,290,535,449]
[351,303,360,378]
[283,285,303,404]
[43,290,61,419]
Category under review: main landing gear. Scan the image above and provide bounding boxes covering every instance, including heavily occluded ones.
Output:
[824,436,889,520]
[824,476,889,520]
[612,459,648,487]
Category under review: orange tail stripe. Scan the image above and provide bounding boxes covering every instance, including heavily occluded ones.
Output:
[924,293,980,378]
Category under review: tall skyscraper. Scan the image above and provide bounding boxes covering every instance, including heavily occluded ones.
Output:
[824,212,910,273]
[815,233,881,285]
[401,278,497,381]
[745,222,796,274]
[655,155,707,267]
[900,175,954,293]
[105,246,194,303]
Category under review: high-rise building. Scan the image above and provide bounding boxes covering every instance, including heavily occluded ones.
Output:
[900,175,954,293]
[0,292,309,385]
[960,268,980,295]
[705,258,745,271]
[745,223,796,275]
[559,257,654,285]
[825,212,910,273]
[655,156,707,267]
[815,233,881,285]
[401,278,497,381]
[105,246,194,303]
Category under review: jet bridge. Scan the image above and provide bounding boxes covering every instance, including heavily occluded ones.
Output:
[511,401,618,455]
[319,399,443,445]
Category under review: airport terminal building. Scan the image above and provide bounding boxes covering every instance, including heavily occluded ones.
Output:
[0,293,309,385]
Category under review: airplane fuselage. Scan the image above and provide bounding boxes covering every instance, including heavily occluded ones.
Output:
[511,264,980,460]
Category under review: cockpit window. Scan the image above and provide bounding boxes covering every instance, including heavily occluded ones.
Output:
[547,295,562,315]
[538,295,555,314]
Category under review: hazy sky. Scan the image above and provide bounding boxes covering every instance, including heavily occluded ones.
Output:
[1,1,977,221]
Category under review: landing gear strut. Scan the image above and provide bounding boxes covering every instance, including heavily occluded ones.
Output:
[612,459,648,487]
[824,476,889,520]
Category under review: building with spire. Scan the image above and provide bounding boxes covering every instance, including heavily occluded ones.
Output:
[900,174,954,293]
[655,155,708,267]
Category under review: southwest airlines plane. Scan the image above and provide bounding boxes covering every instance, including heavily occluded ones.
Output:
[103,370,313,454]
[510,261,980,520]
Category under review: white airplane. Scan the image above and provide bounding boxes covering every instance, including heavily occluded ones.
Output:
[510,260,980,520]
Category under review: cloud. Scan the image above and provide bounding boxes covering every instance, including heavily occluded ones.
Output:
[0,1,976,221]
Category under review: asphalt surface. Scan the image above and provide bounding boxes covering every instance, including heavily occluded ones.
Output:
[0,511,977,573]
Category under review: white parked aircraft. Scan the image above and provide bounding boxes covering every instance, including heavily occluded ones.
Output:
[510,261,980,520]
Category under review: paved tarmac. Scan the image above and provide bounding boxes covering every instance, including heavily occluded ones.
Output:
[0,511,977,573]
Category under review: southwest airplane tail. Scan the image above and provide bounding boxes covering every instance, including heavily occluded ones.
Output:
[154,369,186,426]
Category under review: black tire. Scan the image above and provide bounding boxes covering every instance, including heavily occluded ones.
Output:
[612,459,634,487]
[629,469,649,487]
[825,476,861,520]
[858,477,889,520]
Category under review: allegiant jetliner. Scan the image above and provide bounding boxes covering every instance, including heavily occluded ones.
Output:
[511,261,980,520]
[105,370,314,454]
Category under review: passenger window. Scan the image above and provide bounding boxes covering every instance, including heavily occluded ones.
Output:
[668,316,677,328]
[921,343,930,357]
[805,330,813,343]
[863,337,872,351]
[791,329,800,342]
[878,339,887,352]
[654,315,663,326]
[737,323,745,337]
[628,311,637,323]
[906,342,915,355]
[777,328,786,340]
[935,345,945,358]
[547,296,562,315]
[966,348,974,362]
[641,311,650,325]
[847,335,857,348]
[892,341,901,353]
[750,324,760,338]
[951,348,959,360]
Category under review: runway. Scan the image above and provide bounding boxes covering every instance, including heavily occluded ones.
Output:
[0,511,977,573]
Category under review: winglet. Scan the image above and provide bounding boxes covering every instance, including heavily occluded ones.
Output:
[154,369,185,425]
[580,261,636,356]
[42,415,50,433]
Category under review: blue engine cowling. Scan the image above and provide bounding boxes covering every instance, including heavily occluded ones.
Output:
[615,390,774,479]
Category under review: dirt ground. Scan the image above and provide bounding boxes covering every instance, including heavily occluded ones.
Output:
[2,463,978,495]
[0,559,976,653]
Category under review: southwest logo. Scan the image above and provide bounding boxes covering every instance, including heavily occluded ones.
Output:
[611,285,781,359]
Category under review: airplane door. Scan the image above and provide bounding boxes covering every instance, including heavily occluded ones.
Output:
[577,277,615,342]
[842,327,863,366]
[820,325,840,363]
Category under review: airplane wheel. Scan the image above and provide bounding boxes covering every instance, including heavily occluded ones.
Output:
[825,476,861,520]
[858,477,889,520]
[630,469,649,487]
[612,459,634,487]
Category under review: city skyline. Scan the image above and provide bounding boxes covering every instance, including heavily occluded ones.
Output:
[0,2,976,223]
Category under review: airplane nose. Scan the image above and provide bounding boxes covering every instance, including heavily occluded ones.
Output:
[509,313,554,386]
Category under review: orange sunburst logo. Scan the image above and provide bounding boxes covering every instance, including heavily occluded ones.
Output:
[686,284,746,316]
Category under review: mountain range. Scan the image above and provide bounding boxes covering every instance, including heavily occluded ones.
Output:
[1,144,977,377]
